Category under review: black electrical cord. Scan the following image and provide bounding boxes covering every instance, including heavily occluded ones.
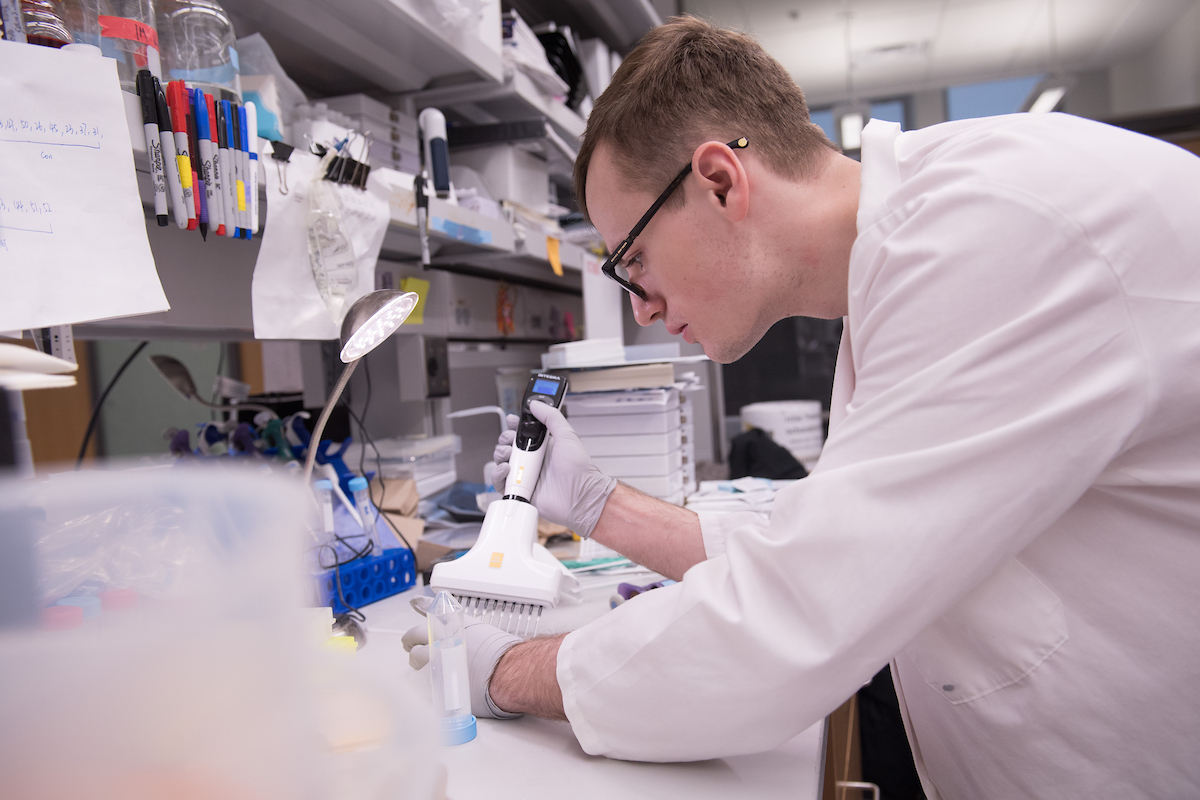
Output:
[76,341,148,469]
[344,357,414,552]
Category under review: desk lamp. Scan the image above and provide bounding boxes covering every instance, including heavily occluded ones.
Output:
[150,355,280,419]
[301,289,419,484]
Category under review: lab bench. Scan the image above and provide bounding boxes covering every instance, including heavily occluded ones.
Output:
[359,575,827,799]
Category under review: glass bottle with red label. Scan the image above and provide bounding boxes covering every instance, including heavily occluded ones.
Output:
[97,0,160,94]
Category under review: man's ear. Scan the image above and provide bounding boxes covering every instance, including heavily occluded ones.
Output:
[692,140,749,222]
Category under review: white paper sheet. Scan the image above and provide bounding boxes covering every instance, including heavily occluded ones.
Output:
[0,42,169,330]
[252,144,391,339]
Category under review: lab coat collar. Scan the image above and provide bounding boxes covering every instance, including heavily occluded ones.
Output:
[856,119,904,234]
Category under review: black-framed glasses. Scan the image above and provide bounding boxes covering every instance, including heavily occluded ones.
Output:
[600,137,749,300]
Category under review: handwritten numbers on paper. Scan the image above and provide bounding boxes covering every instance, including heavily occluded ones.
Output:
[0,115,101,148]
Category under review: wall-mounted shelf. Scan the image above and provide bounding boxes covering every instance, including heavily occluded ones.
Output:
[78,95,582,341]
[402,68,587,142]
[228,0,503,96]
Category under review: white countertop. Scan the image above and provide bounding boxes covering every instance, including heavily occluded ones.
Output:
[356,568,825,800]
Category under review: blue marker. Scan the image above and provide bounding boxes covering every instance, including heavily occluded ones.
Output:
[238,104,251,240]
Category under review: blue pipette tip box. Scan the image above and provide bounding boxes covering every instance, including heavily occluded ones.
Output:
[316,547,416,614]
[441,715,477,746]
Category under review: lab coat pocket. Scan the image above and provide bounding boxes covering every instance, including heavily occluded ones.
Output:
[903,558,1068,705]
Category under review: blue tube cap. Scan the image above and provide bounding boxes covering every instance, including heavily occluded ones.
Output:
[57,595,102,620]
[348,476,368,492]
[314,479,333,490]
[441,714,477,746]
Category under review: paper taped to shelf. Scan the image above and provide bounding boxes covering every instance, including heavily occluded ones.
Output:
[252,142,390,339]
[0,41,168,331]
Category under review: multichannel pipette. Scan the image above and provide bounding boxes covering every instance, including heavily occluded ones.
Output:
[430,373,570,636]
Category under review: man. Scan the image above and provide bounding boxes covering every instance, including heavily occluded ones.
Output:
[408,16,1200,798]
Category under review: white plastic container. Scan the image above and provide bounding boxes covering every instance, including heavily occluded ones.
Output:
[592,448,683,477]
[579,427,682,457]
[451,143,551,214]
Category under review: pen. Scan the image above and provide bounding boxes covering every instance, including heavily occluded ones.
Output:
[155,80,188,229]
[246,101,260,236]
[238,104,251,239]
[187,89,207,240]
[204,92,226,238]
[135,69,168,227]
[167,81,197,230]
[220,100,239,238]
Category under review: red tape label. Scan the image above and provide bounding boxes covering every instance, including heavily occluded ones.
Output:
[98,16,159,50]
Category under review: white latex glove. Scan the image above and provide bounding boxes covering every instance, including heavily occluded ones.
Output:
[491,401,617,538]
[402,616,524,719]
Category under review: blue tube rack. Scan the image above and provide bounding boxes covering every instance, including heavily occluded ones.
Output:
[317,547,416,614]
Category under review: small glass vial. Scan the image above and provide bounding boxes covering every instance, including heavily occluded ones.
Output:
[427,591,476,745]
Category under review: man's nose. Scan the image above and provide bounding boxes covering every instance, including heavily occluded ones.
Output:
[630,291,663,326]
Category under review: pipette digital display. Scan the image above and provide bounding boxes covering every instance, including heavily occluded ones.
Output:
[504,373,567,501]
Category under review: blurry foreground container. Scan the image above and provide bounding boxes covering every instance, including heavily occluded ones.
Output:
[0,466,442,800]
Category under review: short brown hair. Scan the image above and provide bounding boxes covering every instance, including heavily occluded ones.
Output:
[574,15,835,220]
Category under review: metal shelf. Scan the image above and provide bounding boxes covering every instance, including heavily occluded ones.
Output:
[403,68,587,143]
[506,0,663,54]
[229,0,504,96]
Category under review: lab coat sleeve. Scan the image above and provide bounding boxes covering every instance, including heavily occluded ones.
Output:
[556,174,1149,761]
[696,510,766,559]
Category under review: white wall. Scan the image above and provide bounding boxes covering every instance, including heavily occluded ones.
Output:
[1110,1,1200,116]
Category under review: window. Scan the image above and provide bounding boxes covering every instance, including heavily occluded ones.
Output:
[947,75,1042,121]
[869,99,906,130]
[810,108,836,142]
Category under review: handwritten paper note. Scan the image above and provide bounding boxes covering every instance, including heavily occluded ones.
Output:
[0,41,168,330]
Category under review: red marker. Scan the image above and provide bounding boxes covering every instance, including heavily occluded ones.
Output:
[166,81,198,230]
[205,92,227,237]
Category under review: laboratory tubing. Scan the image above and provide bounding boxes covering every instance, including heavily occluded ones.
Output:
[427,590,477,745]
[97,0,160,94]
[156,0,239,101]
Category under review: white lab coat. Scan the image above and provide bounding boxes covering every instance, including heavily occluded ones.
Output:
[557,114,1200,798]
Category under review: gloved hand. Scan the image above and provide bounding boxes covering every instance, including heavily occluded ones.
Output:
[402,615,524,719]
[491,401,617,538]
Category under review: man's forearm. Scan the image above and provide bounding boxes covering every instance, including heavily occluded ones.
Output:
[488,634,567,719]
[589,482,706,581]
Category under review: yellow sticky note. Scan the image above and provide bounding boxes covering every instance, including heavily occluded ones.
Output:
[399,277,429,325]
[546,236,563,277]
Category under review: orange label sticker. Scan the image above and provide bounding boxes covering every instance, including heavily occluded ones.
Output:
[489,552,504,569]
[516,466,525,484]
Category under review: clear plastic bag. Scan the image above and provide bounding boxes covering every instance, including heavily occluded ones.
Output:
[306,150,359,322]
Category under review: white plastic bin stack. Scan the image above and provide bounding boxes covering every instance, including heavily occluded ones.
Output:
[319,94,421,175]
[567,388,689,505]
[740,400,825,470]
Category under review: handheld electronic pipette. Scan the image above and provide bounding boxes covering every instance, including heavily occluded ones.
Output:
[430,373,570,636]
